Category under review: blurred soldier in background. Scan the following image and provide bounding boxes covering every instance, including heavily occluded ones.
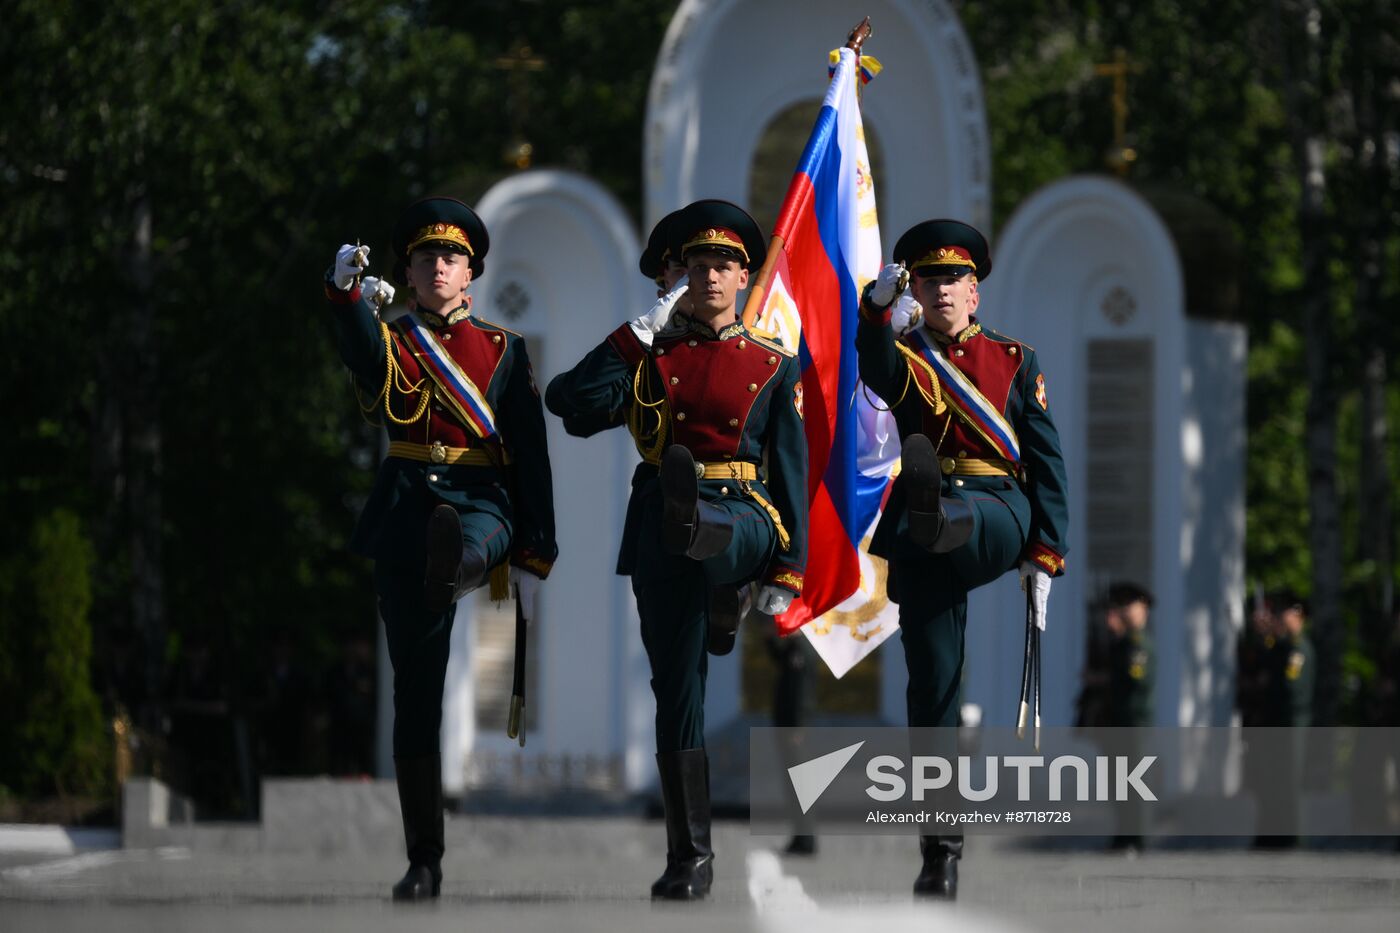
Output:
[1273,598,1315,728]
[1100,582,1154,852]
[1105,582,1154,729]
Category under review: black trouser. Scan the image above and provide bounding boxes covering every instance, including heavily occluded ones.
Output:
[631,488,776,752]
[374,510,510,758]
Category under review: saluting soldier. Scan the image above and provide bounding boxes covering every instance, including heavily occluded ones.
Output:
[855,220,1069,899]
[323,197,557,901]
[546,199,808,900]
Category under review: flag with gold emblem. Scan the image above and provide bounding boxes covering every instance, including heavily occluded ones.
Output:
[744,46,899,678]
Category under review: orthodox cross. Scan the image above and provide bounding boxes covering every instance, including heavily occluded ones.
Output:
[1093,47,1144,176]
[492,44,546,170]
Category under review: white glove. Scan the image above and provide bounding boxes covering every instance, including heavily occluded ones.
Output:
[510,567,543,625]
[361,275,396,309]
[1019,561,1052,631]
[333,243,370,291]
[755,585,794,616]
[890,290,923,336]
[868,262,906,308]
[628,276,689,346]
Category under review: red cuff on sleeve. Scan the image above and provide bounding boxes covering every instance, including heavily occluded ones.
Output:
[326,280,362,305]
[765,566,804,596]
[858,298,893,326]
[606,323,649,366]
[1024,541,1065,577]
[511,551,554,581]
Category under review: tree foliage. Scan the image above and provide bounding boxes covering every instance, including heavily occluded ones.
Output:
[0,511,107,800]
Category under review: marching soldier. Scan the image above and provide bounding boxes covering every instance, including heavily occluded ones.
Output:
[855,220,1068,899]
[323,197,557,900]
[546,199,808,900]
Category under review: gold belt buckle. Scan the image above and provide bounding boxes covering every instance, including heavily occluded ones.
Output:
[736,464,754,497]
[941,457,957,474]
[429,441,448,464]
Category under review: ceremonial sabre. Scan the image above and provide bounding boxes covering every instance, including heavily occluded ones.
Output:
[1019,585,1041,745]
[1032,619,1042,750]
[506,595,527,747]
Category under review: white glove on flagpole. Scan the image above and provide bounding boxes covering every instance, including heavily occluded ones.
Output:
[890,291,923,336]
[333,243,370,291]
[361,275,396,309]
[867,262,906,308]
[628,276,689,346]
[510,567,542,625]
[1019,561,1051,631]
[755,585,794,616]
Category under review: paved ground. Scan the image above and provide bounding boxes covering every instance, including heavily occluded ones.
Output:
[2,818,1398,933]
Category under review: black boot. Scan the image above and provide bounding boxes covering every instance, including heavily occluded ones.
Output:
[392,755,444,901]
[903,434,974,553]
[661,446,734,559]
[707,586,747,656]
[913,834,961,900]
[424,504,487,614]
[650,749,714,900]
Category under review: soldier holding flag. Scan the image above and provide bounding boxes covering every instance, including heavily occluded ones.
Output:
[856,220,1069,899]
[323,196,557,901]
[546,199,808,900]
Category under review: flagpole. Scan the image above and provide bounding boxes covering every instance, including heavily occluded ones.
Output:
[742,17,871,331]
[741,234,786,328]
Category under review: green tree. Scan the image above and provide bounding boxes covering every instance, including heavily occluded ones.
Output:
[0,511,107,804]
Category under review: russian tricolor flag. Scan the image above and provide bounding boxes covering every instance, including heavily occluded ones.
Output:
[746,47,898,648]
